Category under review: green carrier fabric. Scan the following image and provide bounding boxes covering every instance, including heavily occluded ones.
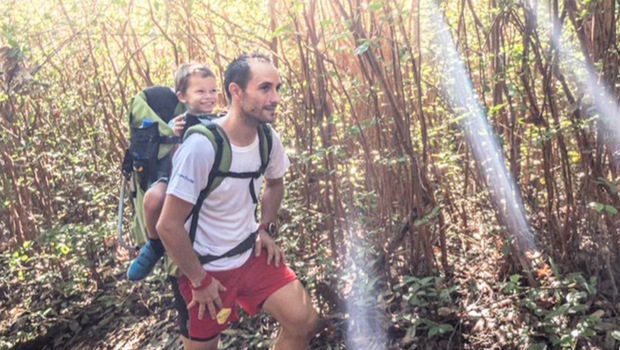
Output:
[122,86,186,250]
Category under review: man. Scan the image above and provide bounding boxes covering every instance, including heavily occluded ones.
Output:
[157,52,318,350]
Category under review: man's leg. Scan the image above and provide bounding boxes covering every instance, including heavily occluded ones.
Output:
[181,336,219,350]
[262,280,318,350]
[171,276,229,350]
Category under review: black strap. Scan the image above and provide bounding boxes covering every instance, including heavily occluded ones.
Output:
[161,136,181,144]
[213,170,262,178]
[197,230,258,264]
[188,124,224,243]
[121,149,133,180]
[258,126,267,173]
[209,169,263,205]
[249,179,258,204]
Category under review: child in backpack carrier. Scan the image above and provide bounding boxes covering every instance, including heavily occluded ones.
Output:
[127,63,219,281]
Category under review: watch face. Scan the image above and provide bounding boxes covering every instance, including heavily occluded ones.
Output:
[268,222,277,235]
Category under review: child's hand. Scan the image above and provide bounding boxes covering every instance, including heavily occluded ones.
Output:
[172,115,186,137]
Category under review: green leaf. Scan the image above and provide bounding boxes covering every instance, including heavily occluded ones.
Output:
[569,304,587,313]
[414,206,441,227]
[368,0,383,11]
[611,330,620,341]
[428,326,439,338]
[353,42,370,56]
[510,274,522,283]
[566,291,587,303]
[402,275,419,284]
[604,205,617,215]
[594,177,618,194]
[588,202,605,212]
[488,103,505,116]
[438,324,454,333]
[59,244,70,255]
[419,276,434,286]
[545,304,571,320]
[273,24,293,37]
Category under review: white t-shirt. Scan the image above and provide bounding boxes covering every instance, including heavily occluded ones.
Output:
[166,117,290,271]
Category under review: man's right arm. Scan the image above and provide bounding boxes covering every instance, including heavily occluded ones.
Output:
[156,194,204,284]
[157,194,227,320]
[157,134,224,320]
[157,134,209,283]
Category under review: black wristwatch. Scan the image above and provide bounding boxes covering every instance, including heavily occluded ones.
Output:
[258,222,277,236]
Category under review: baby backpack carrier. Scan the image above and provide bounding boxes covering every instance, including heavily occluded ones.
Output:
[117,86,185,253]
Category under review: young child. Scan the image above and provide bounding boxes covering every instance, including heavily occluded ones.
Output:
[127,63,219,281]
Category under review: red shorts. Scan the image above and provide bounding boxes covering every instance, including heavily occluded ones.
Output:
[172,252,297,341]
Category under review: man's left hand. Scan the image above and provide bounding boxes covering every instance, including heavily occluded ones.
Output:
[254,230,285,267]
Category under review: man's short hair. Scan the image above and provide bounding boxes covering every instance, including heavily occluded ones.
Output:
[224,52,272,101]
[174,62,215,94]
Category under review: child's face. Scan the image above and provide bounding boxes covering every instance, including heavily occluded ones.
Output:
[177,75,218,114]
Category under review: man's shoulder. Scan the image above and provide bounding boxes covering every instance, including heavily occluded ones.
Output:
[174,133,217,167]
[182,132,216,149]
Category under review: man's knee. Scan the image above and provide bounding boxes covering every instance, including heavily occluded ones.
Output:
[264,281,319,340]
[283,304,319,339]
[302,307,319,338]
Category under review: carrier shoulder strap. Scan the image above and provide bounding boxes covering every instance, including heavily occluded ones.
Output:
[181,113,226,138]
[184,121,231,244]
[258,123,273,174]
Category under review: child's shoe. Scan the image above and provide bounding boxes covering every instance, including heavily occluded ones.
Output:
[127,240,164,281]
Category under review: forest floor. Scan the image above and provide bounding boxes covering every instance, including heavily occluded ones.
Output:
[3,226,620,350]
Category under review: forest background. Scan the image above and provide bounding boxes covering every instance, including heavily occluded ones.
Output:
[1,0,620,349]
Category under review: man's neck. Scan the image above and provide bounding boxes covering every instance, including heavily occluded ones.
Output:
[220,108,260,147]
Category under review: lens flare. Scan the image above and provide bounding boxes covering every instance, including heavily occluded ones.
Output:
[422,0,536,254]
[537,4,620,161]
[343,231,387,350]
